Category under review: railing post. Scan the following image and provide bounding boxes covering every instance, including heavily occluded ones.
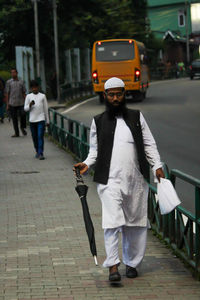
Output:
[195,186,200,271]
[60,115,65,146]
[48,109,52,135]
[148,190,153,223]
[75,123,80,158]
[80,124,88,161]
[169,210,175,243]
[52,110,57,140]
[170,173,176,243]
[189,218,194,260]
[176,210,181,247]
[163,214,169,239]
[68,120,74,152]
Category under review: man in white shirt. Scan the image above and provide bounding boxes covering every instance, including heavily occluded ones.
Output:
[74,77,165,282]
[24,80,49,160]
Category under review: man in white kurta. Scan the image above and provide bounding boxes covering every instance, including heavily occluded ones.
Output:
[75,77,165,282]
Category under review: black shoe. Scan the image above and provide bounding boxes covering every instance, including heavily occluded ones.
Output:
[126,266,138,278]
[21,128,27,136]
[11,134,19,138]
[109,271,121,282]
[39,154,45,160]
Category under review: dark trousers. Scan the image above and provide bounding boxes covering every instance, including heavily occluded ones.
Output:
[30,121,45,155]
[9,105,26,136]
[0,103,6,120]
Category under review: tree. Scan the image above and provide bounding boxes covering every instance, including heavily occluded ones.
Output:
[0,0,34,62]
[0,0,150,80]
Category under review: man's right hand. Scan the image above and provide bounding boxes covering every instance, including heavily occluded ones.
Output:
[73,162,88,175]
[30,100,35,108]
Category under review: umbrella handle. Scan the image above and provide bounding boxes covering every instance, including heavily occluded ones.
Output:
[74,166,81,178]
[74,166,84,184]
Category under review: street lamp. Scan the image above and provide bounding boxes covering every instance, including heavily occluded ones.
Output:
[52,0,60,102]
[185,0,190,64]
[32,0,60,100]
[31,0,40,78]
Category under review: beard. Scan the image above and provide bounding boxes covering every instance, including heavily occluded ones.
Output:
[105,96,127,118]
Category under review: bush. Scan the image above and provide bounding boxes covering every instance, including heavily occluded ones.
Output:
[0,70,10,82]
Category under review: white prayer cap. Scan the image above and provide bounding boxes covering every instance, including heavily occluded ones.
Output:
[104,77,125,90]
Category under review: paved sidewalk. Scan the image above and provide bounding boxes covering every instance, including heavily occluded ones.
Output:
[0,120,199,300]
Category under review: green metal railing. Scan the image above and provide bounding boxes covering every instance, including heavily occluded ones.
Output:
[48,108,90,161]
[60,81,94,101]
[148,168,200,275]
[48,108,200,276]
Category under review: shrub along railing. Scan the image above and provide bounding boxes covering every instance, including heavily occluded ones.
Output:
[48,108,200,276]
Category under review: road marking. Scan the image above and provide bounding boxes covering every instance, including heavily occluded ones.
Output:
[62,96,97,113]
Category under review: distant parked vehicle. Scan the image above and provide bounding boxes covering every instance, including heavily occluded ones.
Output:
[189,59,200,79]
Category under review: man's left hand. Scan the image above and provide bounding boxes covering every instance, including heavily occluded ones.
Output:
[156,168,165,182]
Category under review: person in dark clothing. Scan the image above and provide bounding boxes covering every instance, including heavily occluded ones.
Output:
[5,68,27,137]
[0,77,5,123]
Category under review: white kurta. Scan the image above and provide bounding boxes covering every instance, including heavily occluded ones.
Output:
[84,112,162,229]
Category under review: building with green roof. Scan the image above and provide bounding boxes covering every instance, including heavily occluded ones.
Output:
[147,0,200,64]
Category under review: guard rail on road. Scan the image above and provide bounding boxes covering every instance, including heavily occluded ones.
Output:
[60,81,94,101]
[48,107,200,277]
[148,167,200,277]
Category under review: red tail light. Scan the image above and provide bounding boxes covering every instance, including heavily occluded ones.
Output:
[135,68,140,81]
[92,70,99,83]
[189,65,192,70]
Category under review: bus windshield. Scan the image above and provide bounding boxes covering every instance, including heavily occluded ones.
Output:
[96,41,135,62]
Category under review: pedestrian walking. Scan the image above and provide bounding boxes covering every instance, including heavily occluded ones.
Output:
[74,77,165,282]
[5,68,27,137]
[0,77,5,123]
[178,61,185,77]
[24,80,49,160]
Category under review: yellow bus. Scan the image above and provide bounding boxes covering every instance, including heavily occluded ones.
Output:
[91,39,149,103]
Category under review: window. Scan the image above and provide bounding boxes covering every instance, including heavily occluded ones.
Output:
[96,41,135,62]
[178,10,185,27]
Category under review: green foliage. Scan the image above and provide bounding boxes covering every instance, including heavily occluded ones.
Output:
[146,33,164,67]
[0,70,10,81]
[0,0,156,79]
[0,0,33,63]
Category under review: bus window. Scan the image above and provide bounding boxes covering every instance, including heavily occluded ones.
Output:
[96,41,135,62]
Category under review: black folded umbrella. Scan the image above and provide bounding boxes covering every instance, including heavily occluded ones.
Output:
[74,167,98,265]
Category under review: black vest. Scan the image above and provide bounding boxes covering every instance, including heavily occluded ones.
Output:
[93,109,149,184]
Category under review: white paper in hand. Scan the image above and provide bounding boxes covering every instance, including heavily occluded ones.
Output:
[157,178,181,215]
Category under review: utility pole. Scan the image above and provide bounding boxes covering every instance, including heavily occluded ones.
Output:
[52,0,60,102]
[185,0,190,65]
[32,0,40,78]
